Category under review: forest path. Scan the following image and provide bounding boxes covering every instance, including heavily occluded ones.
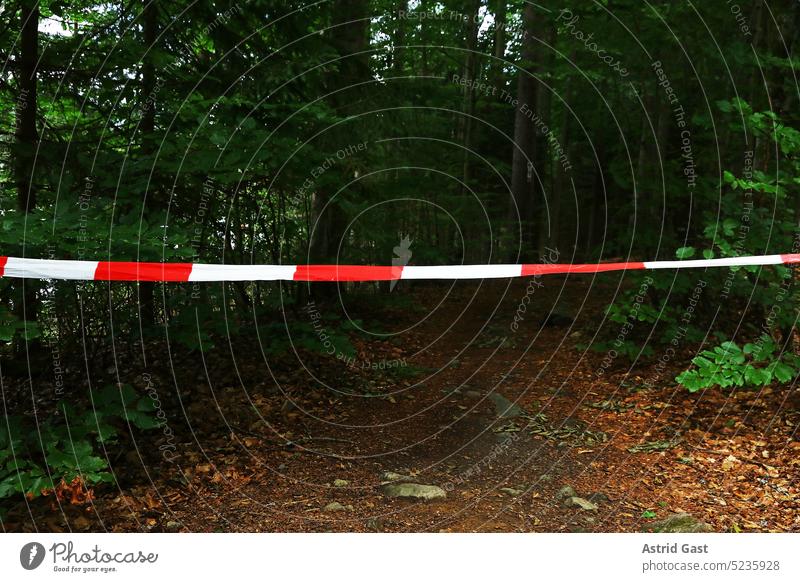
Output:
[8,277,799,532]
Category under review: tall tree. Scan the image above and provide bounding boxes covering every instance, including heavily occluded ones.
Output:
[392,0,407,74]
[491,0,506,93]
[460,0,481,194]
[309,0,370,269]
[139,0,158,326]
[14,0,39,333]
[533,19,554,257]
[508,2,537,258]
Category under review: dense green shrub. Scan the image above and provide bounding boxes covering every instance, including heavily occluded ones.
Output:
[0,384,158,508]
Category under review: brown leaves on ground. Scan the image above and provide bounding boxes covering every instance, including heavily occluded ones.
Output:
[3,280,799,532]
[39,477,95,508]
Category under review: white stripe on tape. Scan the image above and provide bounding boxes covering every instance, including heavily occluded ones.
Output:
[3,257,99,280]
[188,264,298,281]
[643,255,785,269]
[401,265,524,279]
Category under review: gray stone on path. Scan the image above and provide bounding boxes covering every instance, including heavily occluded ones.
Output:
[564,496,598,511]
[500,487,524,497]
[323,502,346,512]
[647,513,712,533]
[381,482,446,501]
[588,492,610,504]
[488,392,524,419]
[556,485,577,500]
[379,471,414,484]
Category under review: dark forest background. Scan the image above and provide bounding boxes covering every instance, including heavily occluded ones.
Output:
[0,1,798,519]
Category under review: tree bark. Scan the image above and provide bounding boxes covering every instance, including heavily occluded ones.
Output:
[539,70,573,255]
[533,21,555,257]
[393,0,407,74]
[508,2,537,259]
[309,0,369,297]
[139,0,158,325]
[491,0,506,94]
[461,0,481,195]
[15,0,39,336]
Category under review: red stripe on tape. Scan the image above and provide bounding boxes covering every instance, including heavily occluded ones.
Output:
[293,265,404,281]
[94,261,193,281]
[0,256,7,277]
[521,262,645,276]
[780,253,800,264]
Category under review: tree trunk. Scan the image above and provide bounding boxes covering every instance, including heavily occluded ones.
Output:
[15,0,39,338]
[508,2,537,259]
[533,21,554,256]
[539,69,573,255]
[461,0,481,195]
[491,0,506,94]
[139,0,158,325]
[632,94,650,239]
[393,1,407,74]
[586,148,605,255]
[309,0,369,297]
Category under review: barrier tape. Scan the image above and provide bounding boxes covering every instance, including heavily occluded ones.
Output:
[0,254,798,282]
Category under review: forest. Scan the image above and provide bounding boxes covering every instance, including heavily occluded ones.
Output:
[0,0,798,533]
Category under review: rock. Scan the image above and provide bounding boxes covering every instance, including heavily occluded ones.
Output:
[379,471,413,483]
[323,502,346,512]
[556,485,577,500]
[488,393,524,419]
[588,492,610,504]
[332,479,349,488]
[564,496,598,511]
[381,482,446,501]
[647,513,712,533]
[500,487,524,497]
[165,521,182,530]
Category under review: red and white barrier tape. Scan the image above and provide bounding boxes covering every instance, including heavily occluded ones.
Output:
[0,254,798,282]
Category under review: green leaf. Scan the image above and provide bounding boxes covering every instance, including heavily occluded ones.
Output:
[743,365,763,385]
[675,246,695,259]
[774,362,795,383]
[722,218,738,236]
[692,356,713,368]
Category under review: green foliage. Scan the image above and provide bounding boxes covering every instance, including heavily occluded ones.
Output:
[676,337,799,392]
[594,97,799,383]
[0,306,40,342]
[258,317,357,359]
[0,385,158,503]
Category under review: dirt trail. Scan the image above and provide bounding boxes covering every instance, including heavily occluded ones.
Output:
[6,278,799,532]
